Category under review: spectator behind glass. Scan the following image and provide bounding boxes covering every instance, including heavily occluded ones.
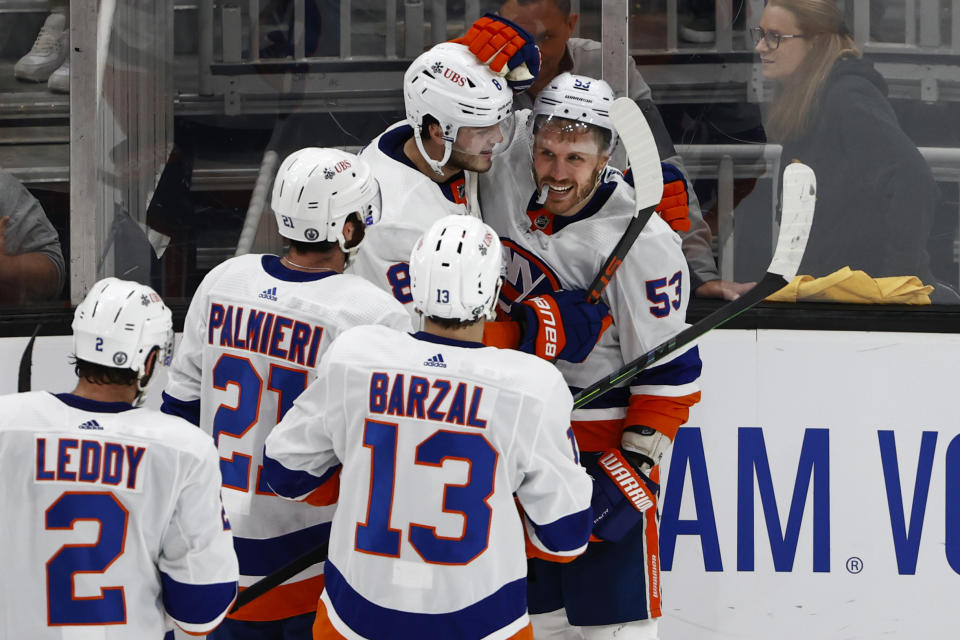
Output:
[0,171,64,304]
[756,0,952,301]
[497,0,756,301]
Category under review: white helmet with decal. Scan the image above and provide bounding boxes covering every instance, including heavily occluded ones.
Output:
[271,147,381,251]
[404,42,515,175]
[410,215,503,322]
[532,72,618,155]
[72,277,174,406]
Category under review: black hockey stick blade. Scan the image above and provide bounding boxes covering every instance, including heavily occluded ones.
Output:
[18,324,41,393]
[230,542,329,613]
[574,162,816,409]
[586,98,663,304]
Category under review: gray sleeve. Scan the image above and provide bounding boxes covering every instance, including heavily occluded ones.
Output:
[627,57,654,103]
[662,154,719,289]
[0,172,65,292]
[626,69,720,288]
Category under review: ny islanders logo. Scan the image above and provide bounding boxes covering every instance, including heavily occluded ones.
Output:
[499,239,562,313]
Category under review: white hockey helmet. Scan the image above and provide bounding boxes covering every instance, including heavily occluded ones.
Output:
[532,72,618,155]
[410,215,503,322]
[72,277,174,406]
[271,147,381,250]
[404,42,515,175]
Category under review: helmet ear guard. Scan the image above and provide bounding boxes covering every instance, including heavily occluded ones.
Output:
[410,215,504,323]
[271,147,381,254]
[404,42,515,175]
[72,277,174,406]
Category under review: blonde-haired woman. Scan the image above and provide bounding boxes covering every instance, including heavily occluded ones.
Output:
[754,0,945,297]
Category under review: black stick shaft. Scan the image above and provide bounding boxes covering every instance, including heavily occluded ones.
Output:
[230,543,329,613]
[574,272,788,408]
[17,325,41,393]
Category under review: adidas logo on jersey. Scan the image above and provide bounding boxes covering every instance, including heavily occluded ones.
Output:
[77,419,102,431]
[423,353,447,368]
[258,286,278,301]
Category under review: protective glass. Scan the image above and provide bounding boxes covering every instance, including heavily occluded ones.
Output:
[530,114,615,158]
[451,116,516,159]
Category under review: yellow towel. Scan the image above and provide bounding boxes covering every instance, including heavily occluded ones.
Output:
[766,267,933,304]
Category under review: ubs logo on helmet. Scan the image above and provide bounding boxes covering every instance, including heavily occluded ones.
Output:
[334,160,352,173]
[443,68,466,86]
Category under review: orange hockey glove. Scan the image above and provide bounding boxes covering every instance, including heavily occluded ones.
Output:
[656,162,690,232]
[453,13,540,92]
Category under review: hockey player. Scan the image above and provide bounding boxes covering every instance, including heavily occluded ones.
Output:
[0,277,238,638]
[479,74,703,639]
[349,40,519,318]
[263,215,595,640]
[348,40,613,367]
[491,0,756,301]
[161,148,412,638]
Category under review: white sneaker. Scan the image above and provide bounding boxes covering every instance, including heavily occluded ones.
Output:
[15,12,68,82]
[48,60,70,93]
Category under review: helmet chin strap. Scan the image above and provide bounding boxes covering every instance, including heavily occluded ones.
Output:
[413,127,452,177]
[536,184,550,204]
[485,278,504,321]
[134,367,152,407]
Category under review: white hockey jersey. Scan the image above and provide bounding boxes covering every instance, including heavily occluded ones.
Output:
[479,111,702,453]
[264,326,593,639]
[350,121,478,323]
[0,391,238,638]
[162,253,411,621]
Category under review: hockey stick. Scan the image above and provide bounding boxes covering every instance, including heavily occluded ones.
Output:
[573,162,816,409]
[18,324,41,393]
[230,106,690,611]
[230,542,329,613]
[585,97,664,304]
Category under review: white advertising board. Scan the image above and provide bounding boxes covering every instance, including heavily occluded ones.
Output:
[660,329,960,639]
[1,328,958,638]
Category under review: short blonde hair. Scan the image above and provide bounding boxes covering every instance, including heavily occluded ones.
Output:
[766,0,859,141]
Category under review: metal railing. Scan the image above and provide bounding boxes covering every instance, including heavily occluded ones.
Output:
[191,1,960,111]
[677,143,960,284]
[233,140,960,285]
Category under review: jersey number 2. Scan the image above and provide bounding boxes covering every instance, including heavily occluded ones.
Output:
[355,420,497,565]
[45,491,129,625]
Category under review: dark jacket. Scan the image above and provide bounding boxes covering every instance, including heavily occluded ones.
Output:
[781,56,937,285]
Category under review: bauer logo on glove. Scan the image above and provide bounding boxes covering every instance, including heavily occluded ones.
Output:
[509,290,613,363]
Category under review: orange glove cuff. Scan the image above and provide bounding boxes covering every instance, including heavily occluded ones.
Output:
[655,180,690,232]
[482,318,522,350]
